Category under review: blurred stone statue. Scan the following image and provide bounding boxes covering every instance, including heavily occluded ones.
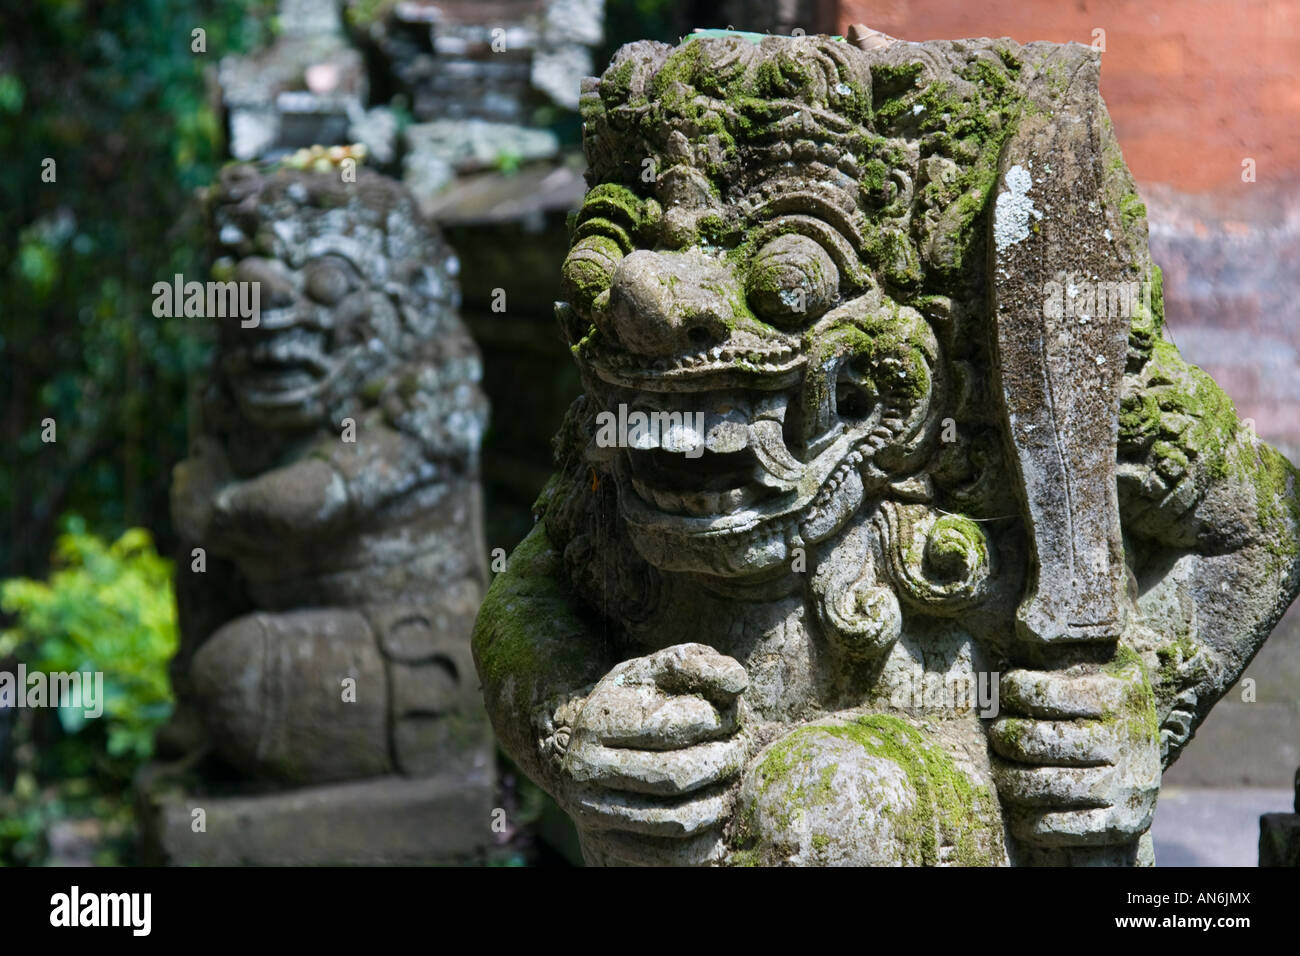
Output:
[473,32,1300,866]
[146,159,494,864]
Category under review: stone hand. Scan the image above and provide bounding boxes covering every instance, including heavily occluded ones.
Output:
[558,643,748,839]
[988,653,1160,848]
[171,435,235,543]
[208,457,350,551]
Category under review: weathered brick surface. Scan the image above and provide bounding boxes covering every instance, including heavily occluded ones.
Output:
[839,0,1300,190]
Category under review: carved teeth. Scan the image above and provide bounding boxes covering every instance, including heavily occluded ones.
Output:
[718,487,753,511]
[584,338,803,379]
[749,419,805,484]
[652,488,679,513]
[632,480,758,517]
[660,418,704,453]
[704,409,750,453]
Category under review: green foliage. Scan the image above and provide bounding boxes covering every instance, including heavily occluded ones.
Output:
[494,149,524,175]
[1,518,178,760]
[0,0,274,578]
[0,518,178,865]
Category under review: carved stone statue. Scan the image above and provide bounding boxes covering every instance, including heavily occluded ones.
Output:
[472,32,1300,866]
[151,162,494,864]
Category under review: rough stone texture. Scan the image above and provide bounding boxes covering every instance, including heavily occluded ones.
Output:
[823,0,1300,796]
[1100,121,1300,796]
[220,0,368,161]
[472,31,1300,866]
[346,0,605,120]
[217,0,598,578]
[1258,771,1300,866]
[142,162,495,864]
[138,765,494,865]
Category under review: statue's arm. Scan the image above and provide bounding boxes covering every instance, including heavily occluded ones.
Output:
[471,517,611,792]
[186,415,444,550]
[1118,326,1300,766]
[473,507,749,846]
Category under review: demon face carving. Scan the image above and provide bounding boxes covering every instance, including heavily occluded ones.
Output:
[169,164,492,814]
[474,33,1300,866]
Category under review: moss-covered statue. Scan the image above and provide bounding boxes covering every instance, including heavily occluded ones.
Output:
[472,31,1300,866]
[154,161,494,864]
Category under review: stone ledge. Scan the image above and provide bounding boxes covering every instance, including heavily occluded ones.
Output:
[138,767,495,866]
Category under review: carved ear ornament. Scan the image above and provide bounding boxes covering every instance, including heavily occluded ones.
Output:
[878,501,994,612]
[810,499,995,660]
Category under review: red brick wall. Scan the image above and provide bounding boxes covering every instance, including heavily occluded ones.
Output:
[838,0,1300,191]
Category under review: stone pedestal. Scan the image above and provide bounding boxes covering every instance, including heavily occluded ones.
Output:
[138,754,494,865]
[1259,772,1300,866]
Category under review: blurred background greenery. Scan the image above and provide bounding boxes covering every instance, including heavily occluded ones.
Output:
[0,519,176,864]
[0,0,699,865]
[0,0,278,865]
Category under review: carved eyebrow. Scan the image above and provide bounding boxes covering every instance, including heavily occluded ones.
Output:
[744,213,871,289]
[746,190,866,251]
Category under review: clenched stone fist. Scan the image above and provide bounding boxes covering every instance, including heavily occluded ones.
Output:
[555,643,749,849]
[989,650,1160,855]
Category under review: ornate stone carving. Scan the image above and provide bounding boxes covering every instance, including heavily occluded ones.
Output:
[473,32,1300,865]
[155,162,494,863]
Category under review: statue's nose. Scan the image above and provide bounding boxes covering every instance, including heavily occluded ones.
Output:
[603,250,733,357]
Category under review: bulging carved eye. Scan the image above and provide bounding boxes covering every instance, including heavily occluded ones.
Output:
[746,234,839,325]
[304,257,354,304]
[562,235,624,312]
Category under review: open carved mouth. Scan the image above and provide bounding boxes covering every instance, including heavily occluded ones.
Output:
[227,317,335,405]
[571,273,939,574]
[593,377,887,549]
[580,332,805,392]
[628,447,776,517]
[617,388,796,520]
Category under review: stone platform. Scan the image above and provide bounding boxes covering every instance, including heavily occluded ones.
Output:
[137,759,495,866]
